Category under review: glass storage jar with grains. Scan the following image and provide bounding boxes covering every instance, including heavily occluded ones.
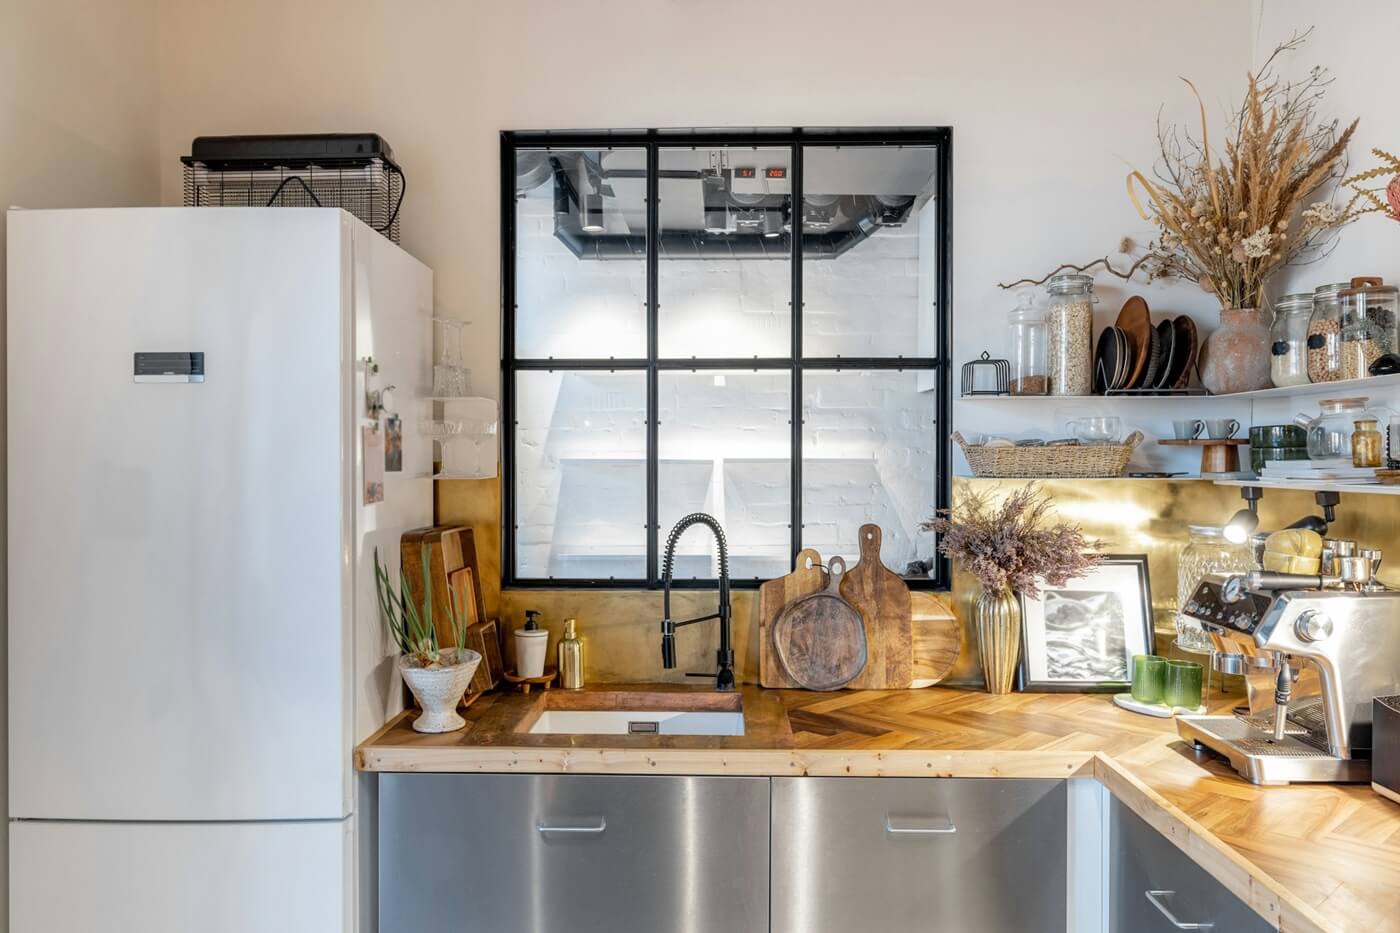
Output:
[1308,282,1346,383]
[1045,273,1095,396]
[1270,293,1313,387]
[1007,292,1048,395]
[1339,277,1398,381]
[1176,525,1253,654]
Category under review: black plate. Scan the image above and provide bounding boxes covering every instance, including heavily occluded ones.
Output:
[1153,319,1177,389]
[1094,327,1119,394]
[1112,327,1131,389]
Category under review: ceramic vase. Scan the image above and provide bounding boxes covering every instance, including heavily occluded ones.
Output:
[398,648,481,733]
[1198,307,1272,394]
[975,587,1021,694]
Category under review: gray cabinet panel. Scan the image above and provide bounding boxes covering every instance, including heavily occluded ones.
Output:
[1110,797,1275,932]
[771,777,1067,933]
[380,773,769,933]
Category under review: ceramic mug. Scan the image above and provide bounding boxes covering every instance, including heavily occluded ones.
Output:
[1205,418,1241,439]
[1172,419,1204,440]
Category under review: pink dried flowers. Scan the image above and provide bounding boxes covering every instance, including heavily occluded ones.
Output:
[923,484,1103,599]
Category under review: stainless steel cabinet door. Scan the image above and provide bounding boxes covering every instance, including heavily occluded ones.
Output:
[379,773,769,933]
[771,777,1067,933]
[1110,797,1275,932]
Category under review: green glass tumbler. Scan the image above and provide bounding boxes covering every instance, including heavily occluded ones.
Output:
[1131,655,1166,704]
[1164,660,1204,710]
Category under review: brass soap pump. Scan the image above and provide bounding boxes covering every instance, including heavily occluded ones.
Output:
[558,618,583,689]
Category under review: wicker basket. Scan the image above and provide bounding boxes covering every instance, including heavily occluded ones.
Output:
[954,431,1144,478]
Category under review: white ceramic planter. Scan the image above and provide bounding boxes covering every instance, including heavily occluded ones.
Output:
[514,628,549,678]
[398,648,481,733]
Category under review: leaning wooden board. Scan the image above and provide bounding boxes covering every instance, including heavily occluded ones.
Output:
[758,548,829,688]
[841,524,913,689]
[759,539,963,689]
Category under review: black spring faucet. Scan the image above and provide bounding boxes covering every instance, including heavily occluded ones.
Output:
[660,512,735,692]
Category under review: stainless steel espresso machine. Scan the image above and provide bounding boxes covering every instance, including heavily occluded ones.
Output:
[1177,566,1400,785]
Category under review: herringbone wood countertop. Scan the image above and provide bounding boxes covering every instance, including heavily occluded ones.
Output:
[359,685,1400,932]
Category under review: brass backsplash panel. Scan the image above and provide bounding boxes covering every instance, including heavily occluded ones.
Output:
[437,475,1400,687]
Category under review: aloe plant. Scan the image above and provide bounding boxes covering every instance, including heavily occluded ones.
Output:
[374,543,473,668]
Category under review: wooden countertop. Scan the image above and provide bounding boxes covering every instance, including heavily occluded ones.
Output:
[357,685,1400,933]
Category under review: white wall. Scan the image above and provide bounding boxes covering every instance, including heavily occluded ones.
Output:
[1250,2,1400,428]
[0,0,162,925]
[156,0,1259,481]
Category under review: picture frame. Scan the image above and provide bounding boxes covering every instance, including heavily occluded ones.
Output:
[1016,555,1154,693]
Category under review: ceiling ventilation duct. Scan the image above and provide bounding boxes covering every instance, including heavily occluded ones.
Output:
[538,151,924,261]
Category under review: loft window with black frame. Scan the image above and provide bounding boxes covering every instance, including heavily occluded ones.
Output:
[501,128,952,590]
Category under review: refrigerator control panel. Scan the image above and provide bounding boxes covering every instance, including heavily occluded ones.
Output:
[134,352,204,383]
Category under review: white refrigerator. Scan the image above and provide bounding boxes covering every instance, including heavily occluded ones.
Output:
[6,208,433,932]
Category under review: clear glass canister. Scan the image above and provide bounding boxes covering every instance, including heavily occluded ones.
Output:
[1339,276,1398,381]
[1177,525,1253,653]
[1007,292,1048,395]
[1045,273,1095,396]
[1270,293,1313,387]
[1308,282,1345,383]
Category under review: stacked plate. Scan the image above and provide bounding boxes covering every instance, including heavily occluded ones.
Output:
[1094,297,1199,394]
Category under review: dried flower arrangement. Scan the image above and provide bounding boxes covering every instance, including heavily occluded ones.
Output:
[1127,31,1362,311]
[997,237,1190,290]
[923,484,1103,597]
[1346,149,1400,223]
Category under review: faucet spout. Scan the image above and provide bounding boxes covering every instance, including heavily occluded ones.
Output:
[659,512,735,692]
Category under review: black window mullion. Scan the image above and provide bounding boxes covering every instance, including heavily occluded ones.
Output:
[645,140,660,586]
[790,138,804,572]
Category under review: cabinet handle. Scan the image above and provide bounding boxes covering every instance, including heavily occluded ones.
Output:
[536,818,607,835]
[1145,890,1213,930]
[885,816,957,835]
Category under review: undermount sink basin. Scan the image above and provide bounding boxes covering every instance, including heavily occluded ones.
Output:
[522,688,746,737]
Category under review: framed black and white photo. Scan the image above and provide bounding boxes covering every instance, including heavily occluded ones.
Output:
[1016,555,1154,692]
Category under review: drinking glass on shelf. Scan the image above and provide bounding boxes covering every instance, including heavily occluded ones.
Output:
[1065,416,1122,444]
[433,318,471,397]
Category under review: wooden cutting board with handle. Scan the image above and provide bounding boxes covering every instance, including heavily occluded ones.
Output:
[771,556,867,691]
[841,524,913,689]
[759,548,829,688]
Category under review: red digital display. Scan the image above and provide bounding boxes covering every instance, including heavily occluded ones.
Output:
[734,167,756,179]
[765,167,787,179]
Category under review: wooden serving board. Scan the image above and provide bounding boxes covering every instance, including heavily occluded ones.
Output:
[841,524,913,689]
[759,548,830,688]
[771,556,867,691]
[910,601,963,688]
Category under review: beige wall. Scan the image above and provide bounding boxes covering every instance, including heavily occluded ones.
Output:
[1,0,162,924]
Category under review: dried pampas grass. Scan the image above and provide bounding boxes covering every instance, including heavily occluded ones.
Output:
[1128,30,1362,310]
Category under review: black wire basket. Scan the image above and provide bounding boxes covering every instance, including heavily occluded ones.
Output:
[181,134,405,243]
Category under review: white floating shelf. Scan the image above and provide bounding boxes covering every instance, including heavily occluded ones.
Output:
[1211,478,1400,496]
[956,372,1400,403]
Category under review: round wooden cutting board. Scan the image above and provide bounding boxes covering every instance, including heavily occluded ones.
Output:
[771,556,868,691]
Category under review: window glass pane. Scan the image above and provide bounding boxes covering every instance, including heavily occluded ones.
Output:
[658,370,791,579]
[802,369,939,579]
[801,146,939,359]
[657,147,792,358]
[515,371,647,579]
[514,148,647,358]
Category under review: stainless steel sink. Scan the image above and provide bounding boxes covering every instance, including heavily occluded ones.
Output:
[520,688,745,736]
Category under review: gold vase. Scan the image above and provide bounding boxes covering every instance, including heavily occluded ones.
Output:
[975,587,1022,694]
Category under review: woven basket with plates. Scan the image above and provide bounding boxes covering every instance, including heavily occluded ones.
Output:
[953,430,1144,478]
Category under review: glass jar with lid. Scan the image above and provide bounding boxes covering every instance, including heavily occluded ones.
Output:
[1339,276,1398,381]
[1308,282,1346,383]
[1007,292,1048,395]
[1270,292,1313,387]
[1177,525,1253,654]
[1044,273,1095,396]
